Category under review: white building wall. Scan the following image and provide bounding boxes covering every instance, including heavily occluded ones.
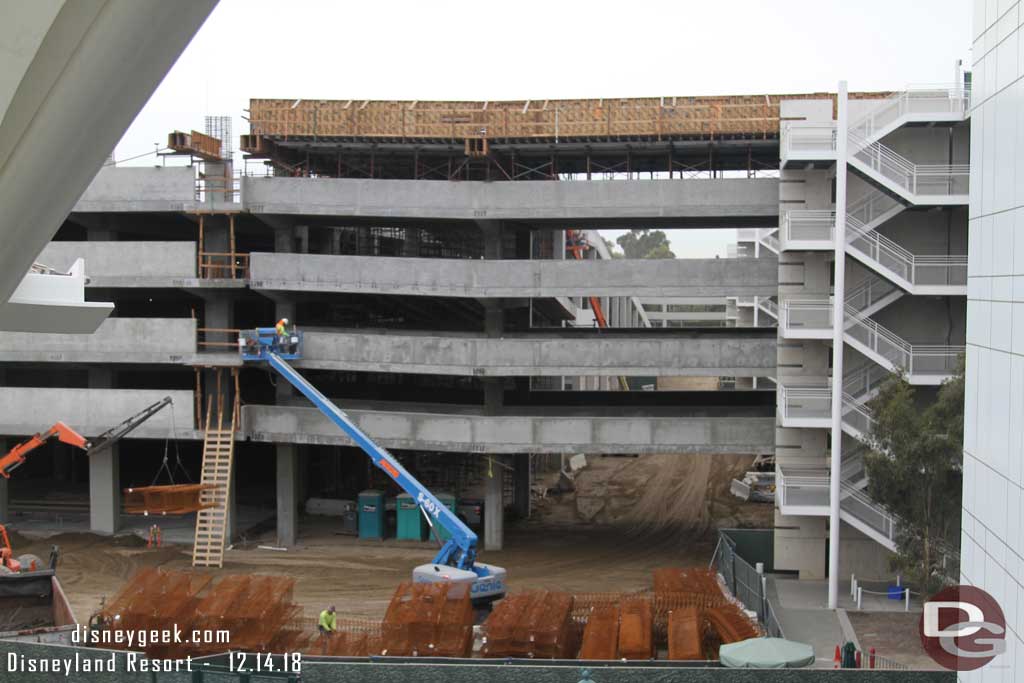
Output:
[962,0,1024,677]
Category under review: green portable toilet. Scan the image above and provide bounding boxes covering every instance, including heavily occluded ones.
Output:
[358,490,385,540]
[396,493,427,541]
[431,492,458,542]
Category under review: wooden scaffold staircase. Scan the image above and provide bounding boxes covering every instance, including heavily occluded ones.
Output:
[192,373,238,568]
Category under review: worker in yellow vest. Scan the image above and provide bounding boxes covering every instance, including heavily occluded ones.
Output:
[318,605,336,635]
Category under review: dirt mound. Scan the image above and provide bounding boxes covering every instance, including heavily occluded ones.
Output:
[533,453,768,533]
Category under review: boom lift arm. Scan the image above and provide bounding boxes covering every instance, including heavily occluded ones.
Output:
[240,327,506,602]
[0,422,90,479]
[87,396,173,455]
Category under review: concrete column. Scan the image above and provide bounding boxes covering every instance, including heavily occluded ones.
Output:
[512,454,530,519]
[403,227,421,257]
[276,444,299,547]
[88,368,119,534]
[294,225,309,254]
[827,81,849,610]
[89,445,120,535]
[274,227,294,254]
[482,300,504,414]
[479,220,504,260]
[484,457,504,550]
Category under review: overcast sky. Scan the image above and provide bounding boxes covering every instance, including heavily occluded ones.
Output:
[116,0,973,258]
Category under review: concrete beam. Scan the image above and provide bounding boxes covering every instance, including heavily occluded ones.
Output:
[0,388,196,438]
[242,177,779,227]
[250,253,779,298]
[72,167,199,213]
[0,318,197,364]
[0,0,217,303]
[243,405,774,455]
[298,328,777,377]
[36,241,198,287]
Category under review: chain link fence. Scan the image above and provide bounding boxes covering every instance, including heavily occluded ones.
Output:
[711,530,785,638]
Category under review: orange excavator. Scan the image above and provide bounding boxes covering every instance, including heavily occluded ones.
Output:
[0,421,90,481]
[0,422,90,575]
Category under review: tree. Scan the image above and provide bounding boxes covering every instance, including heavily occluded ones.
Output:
[615,229,675,259]
[601,237,624,258]
[862,357,964,593]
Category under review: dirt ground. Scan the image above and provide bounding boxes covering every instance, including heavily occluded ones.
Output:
[531,452,772,532]
[845,611,941,670]
[10,452,771,624]
[12,521,716,624]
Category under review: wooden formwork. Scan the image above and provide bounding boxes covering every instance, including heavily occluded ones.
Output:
[246,92,890,145]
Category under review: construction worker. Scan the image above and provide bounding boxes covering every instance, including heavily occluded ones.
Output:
[318,605,336,635]
[275,317,289,352]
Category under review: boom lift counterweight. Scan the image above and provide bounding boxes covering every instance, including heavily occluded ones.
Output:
[239,326,507,604]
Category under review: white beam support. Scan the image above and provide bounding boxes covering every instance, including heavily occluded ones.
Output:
[828,81,849,610]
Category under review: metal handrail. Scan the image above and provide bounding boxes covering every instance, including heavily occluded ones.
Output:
[781,298,832,331]
[844,304,964,376]
[758,297,778,317]
[846,188,902,230]
[783,122,838,153]
[844,276,900,312]
[843,363,889,401]
[848,130,969,197]
[782,210,835,244]
[849,85,970,143]
[840,482,898,542]
[846,219,967,287]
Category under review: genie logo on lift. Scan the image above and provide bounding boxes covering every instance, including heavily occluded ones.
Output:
[472,580,504,595]
[416,491,443,519]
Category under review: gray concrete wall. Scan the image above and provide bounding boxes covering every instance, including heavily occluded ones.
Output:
[36,241,196,285]
[872,295,967,346]
[0,388,195,437]
[299,328,777,377]
[243,404,774,455]
[242,176,779,226]
[877,207,969,255]
[250,253,779,298]
[0,317,196,363]
[72,166,198,212]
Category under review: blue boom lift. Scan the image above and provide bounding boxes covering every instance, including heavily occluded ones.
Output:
[239,326,507,604]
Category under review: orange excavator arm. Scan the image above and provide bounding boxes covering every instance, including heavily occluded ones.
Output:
[0,422,90,479]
